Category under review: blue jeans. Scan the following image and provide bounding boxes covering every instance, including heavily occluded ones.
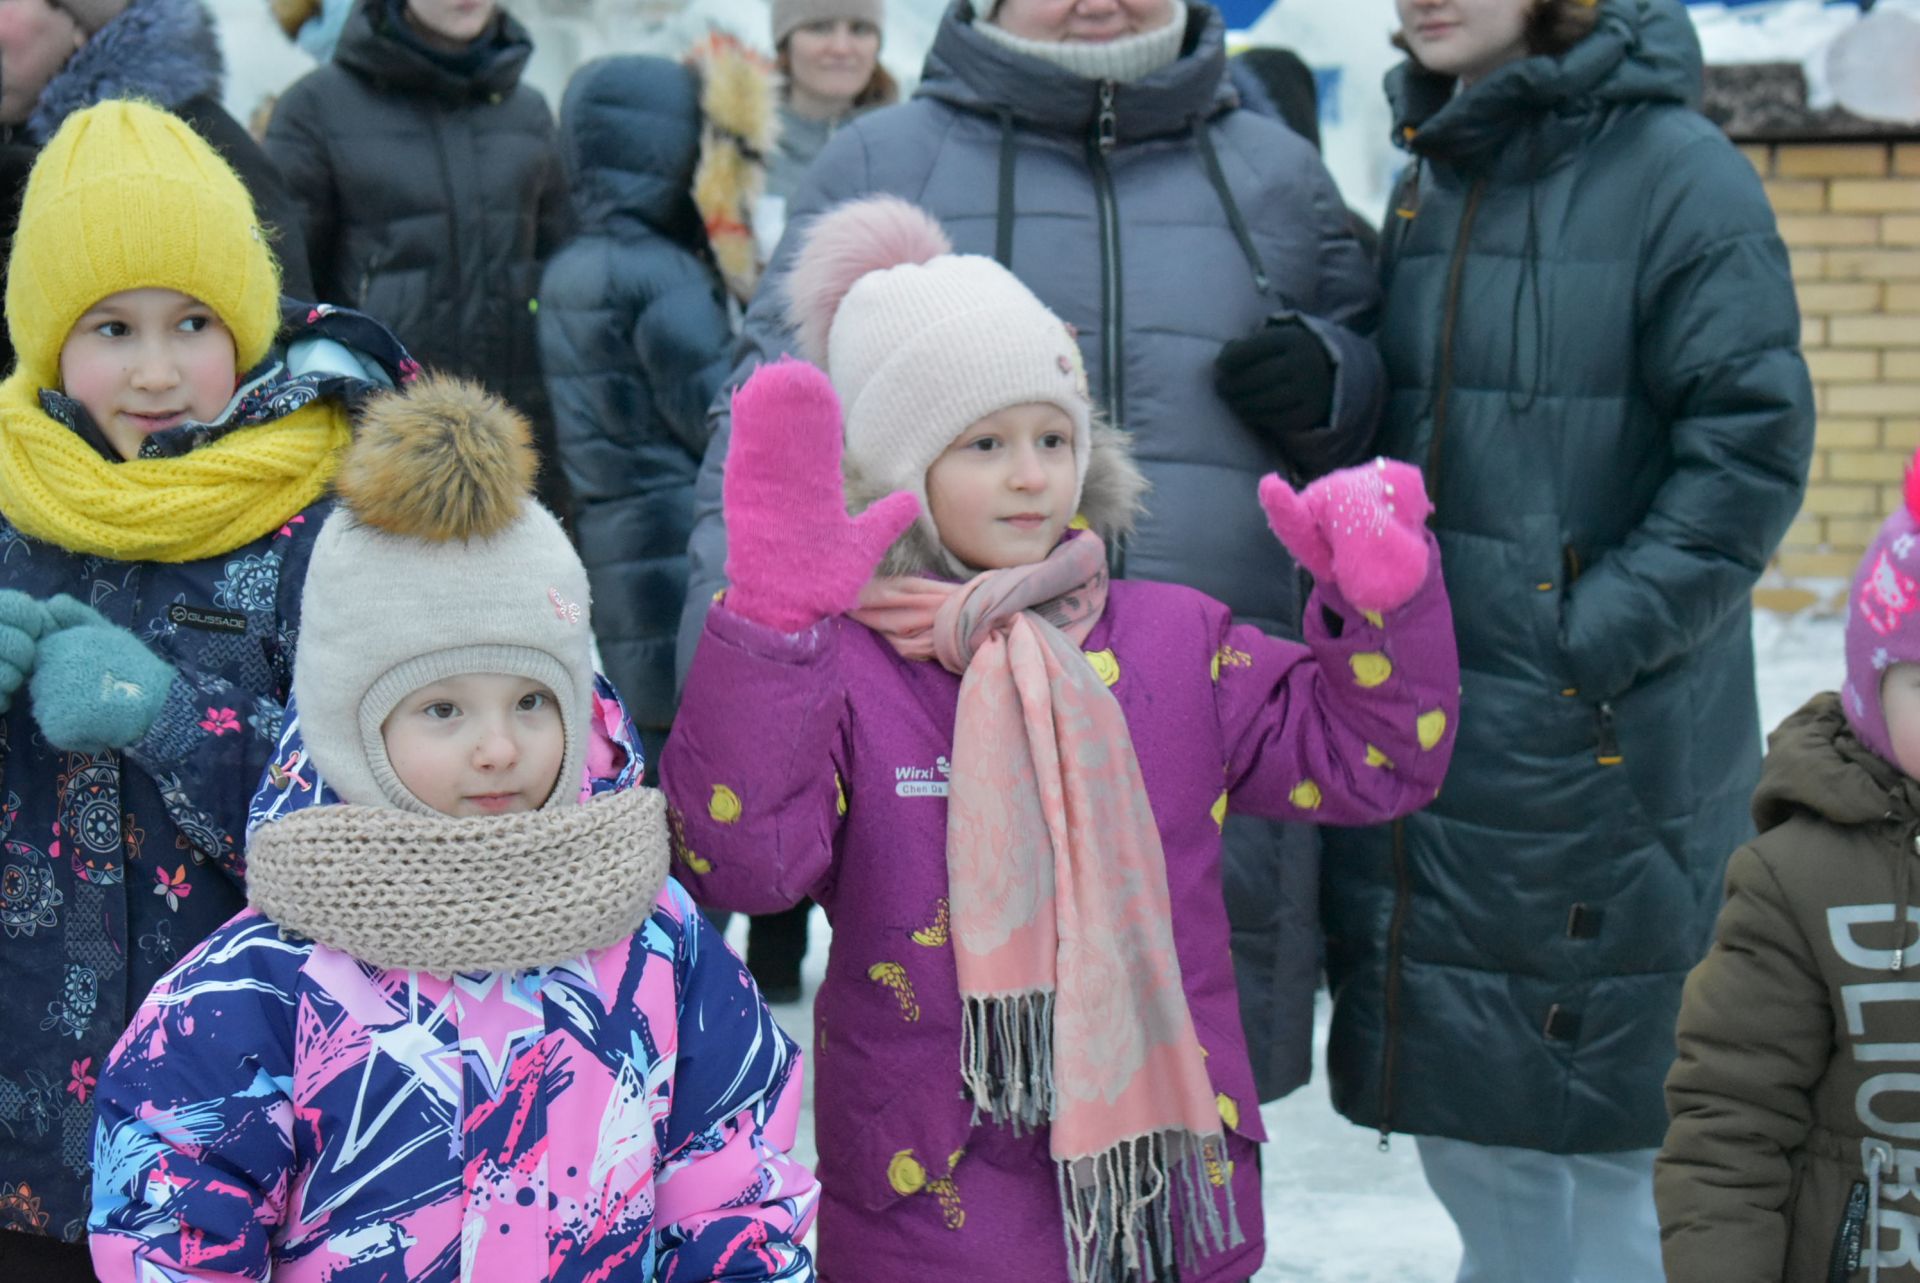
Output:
[1417,1136,1665,1283]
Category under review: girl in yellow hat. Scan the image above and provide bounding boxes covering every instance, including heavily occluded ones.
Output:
[0,97,440,1281]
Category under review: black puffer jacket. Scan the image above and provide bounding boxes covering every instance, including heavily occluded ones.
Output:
[265,0,571,518]
[0,0,310,373]
[1321,0,1815,1154]
[538,56,743,739]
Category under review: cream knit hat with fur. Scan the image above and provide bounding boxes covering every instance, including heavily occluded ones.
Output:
[292,377,595,815]
[784,196,1092,566]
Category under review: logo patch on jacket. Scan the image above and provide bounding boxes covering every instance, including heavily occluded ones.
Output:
[895,756,952,798]
[168,603,250,635]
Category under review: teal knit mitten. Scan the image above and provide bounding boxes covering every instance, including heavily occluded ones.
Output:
[0,589,51,713]
[29,596,176,752]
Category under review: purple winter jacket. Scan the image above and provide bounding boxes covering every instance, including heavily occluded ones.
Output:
[663,536,1458,1282]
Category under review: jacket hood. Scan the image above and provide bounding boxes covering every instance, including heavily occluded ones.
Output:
[333,0,532,104]
[1753,692,1920,835]
[915,0,1237,142]
[559,44,774,298]
[26,0,221,144]
[849,419,1149,579]
[1389,0,1699,168]
[559,56,703,241]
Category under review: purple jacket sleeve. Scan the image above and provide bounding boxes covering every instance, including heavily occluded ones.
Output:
[661,604,849,913]
[1216,530,1459,825]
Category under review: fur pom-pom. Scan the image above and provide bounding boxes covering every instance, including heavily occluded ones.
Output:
[335,374,537,541]
[785,195,952,366]
[1907,446,1920,523]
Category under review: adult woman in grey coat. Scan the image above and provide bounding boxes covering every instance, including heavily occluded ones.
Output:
[676,0,1384,1106]
[1320,0,1814,1276]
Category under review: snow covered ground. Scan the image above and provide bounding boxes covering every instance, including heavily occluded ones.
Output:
[725,603,1852,1280]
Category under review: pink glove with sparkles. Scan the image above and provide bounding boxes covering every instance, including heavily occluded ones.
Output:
[723,358,920,633]
[1259,458,1433,613]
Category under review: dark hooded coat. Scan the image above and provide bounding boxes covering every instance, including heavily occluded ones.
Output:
[537,57,745,740]
[1321,0,1815,1153]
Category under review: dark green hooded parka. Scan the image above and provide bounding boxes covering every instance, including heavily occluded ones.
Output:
[1321,0,1815,1154]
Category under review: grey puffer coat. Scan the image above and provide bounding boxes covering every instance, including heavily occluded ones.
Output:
[1321,0,1815,1154]
[265,0,572,519]
[675,0,1384,1103]
[537,57,738,739]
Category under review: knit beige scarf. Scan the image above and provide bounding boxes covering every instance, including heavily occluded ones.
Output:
[247,787,671,976]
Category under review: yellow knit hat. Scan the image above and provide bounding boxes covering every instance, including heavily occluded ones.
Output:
[6,99,281,385]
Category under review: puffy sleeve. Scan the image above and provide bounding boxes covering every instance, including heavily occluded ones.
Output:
[1560,132,1814,702]
[88,913,302,1282]
[652,883,818,1279]
[1656,844,1831,1283]
[1216,532,1459,825]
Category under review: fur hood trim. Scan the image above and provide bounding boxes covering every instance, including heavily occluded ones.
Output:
[334,374,537,542]
[271,0,320,40]
[686,32,777,304]
[28,0,221,144]
[847,418,1150,579]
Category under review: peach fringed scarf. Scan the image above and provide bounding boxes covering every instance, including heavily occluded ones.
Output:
[852,534,1239,1283]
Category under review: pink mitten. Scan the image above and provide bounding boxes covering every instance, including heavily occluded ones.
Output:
[723,358,921,633]
[1259,458,1433,613]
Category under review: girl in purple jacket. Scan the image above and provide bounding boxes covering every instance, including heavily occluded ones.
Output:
[663,195,1459,1283]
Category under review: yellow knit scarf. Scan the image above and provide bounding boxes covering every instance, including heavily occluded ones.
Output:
[0,368,351,563]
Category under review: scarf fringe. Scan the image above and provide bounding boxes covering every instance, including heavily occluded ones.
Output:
[964,993,1244,1283]
[1057,1131,1244,1283]
[961,991,1057,1130]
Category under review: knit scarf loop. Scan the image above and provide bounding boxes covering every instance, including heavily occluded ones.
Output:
[853,534,1240,1283]
[247,786,671,977]
[0,367,351,563]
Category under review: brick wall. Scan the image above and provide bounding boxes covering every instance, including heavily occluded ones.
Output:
[1745,139,1920,612]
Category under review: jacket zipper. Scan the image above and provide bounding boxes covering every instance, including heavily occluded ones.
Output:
[427,112,466,295]
[1831,1179,1869,1283]
[1088,80,1126,578]
[1377,817,1412,1148]
[1375,176,1481,1147]
[1423,178,1487,497]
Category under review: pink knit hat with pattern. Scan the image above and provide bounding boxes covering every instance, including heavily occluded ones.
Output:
[1844,448,1920,761]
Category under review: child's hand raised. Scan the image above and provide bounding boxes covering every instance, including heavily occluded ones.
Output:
[1259,458,1433,614]
[722,358,920,634]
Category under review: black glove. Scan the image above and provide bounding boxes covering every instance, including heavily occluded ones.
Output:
[1214,316,1337,443]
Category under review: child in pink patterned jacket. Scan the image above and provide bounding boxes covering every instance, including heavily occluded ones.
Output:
[89,378,817,1281]
[663,195,1460,1283]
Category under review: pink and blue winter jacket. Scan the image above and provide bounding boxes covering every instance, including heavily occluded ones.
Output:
[87,684,818,1281]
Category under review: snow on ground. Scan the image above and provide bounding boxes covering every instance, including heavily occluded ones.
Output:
[725,604,1852,1280]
